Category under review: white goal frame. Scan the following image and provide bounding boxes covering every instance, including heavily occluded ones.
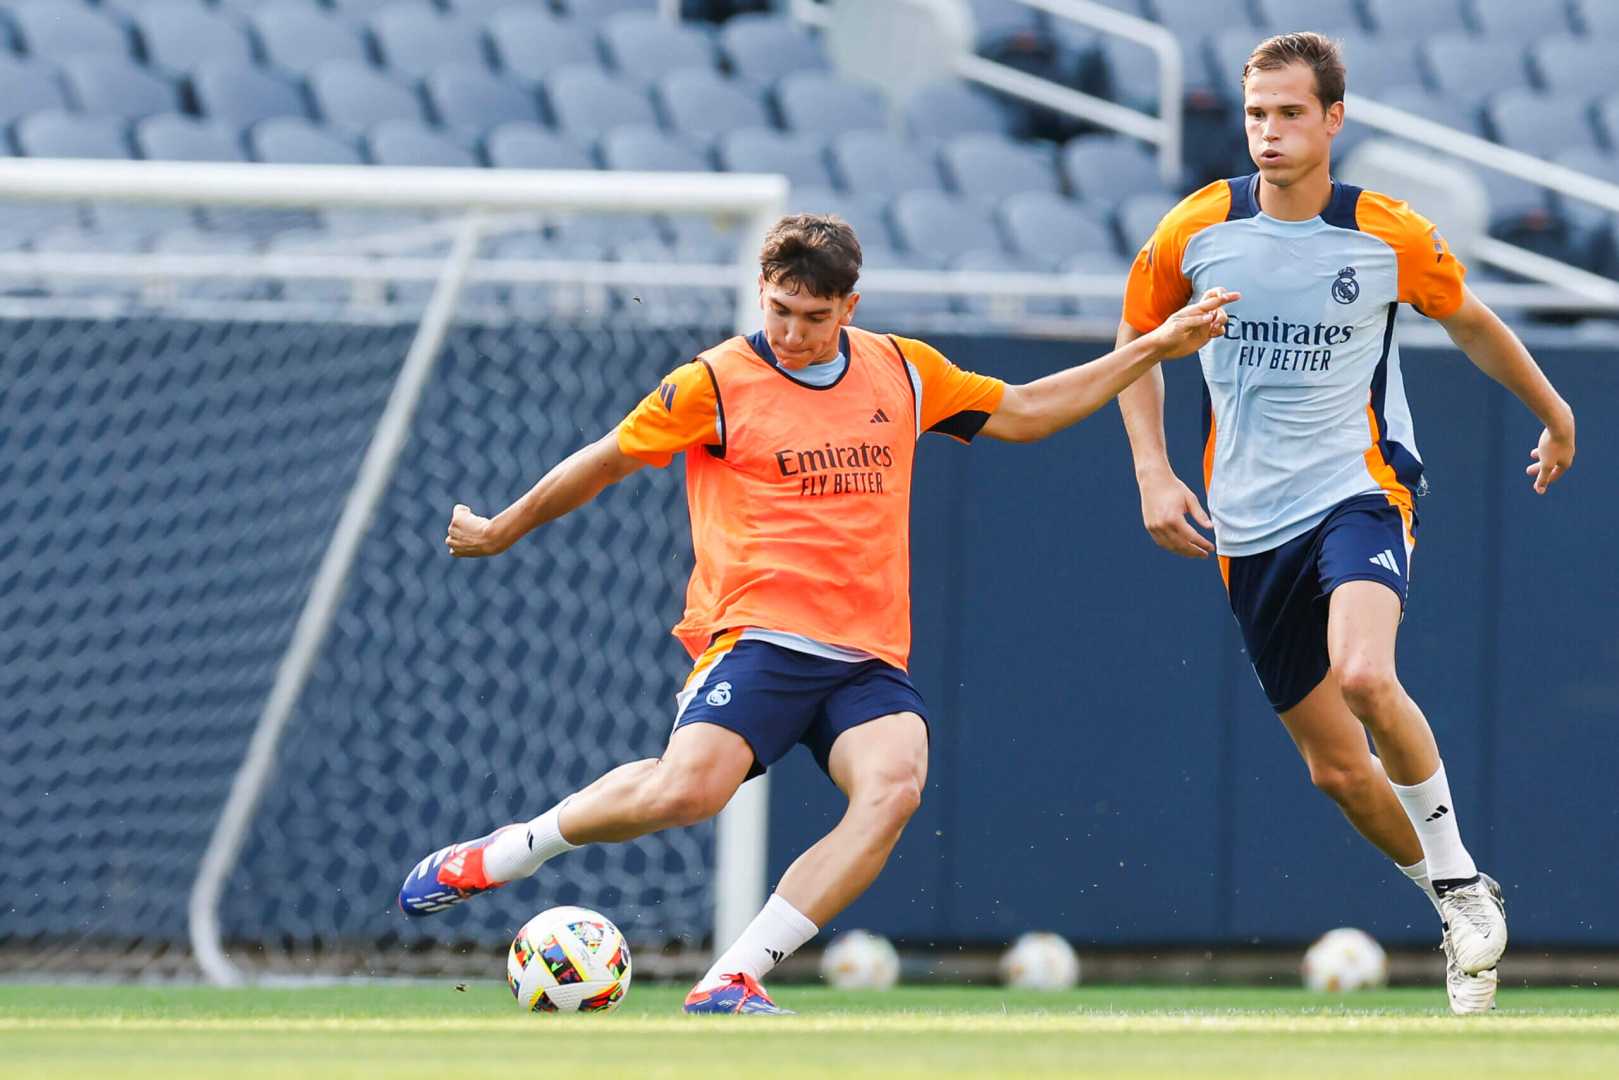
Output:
[0,158,786,985]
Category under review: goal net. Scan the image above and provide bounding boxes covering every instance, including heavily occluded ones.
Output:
[0,160,783,983]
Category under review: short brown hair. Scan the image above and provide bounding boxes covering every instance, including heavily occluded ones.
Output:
[759,213,862,298]
[1242,32,1346,111]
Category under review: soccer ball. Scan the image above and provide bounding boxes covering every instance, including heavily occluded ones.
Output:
[507,905,632,1013]
[819,929,901,990]
[999,931,1081,990]
[1301,927,1388,992]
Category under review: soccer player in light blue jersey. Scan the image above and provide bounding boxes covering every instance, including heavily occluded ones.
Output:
[1114,32,1577,1014]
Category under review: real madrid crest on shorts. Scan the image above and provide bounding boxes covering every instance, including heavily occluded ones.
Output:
[705,681,732,707]
[1331,266,1359,305]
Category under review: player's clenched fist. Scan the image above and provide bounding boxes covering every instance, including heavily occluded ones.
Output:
[446,503,506,558]
[1150,288,1240,359]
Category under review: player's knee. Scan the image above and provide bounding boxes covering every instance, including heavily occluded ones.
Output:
[646,769,731,827]
[1336,659,1401,718]
[857,773,923,829]
[1308,759,1379,807]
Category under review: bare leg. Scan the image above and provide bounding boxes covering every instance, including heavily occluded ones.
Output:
[558,722,755,844]
[1327,580,1440,784]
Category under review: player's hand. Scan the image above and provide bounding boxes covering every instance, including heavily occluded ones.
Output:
[446,503,506,558]
[1149,288,1241,360]
[1138,469,1215,558]
[1525,424,1575,494]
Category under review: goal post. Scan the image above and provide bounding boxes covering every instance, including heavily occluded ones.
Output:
[0,159,784,984]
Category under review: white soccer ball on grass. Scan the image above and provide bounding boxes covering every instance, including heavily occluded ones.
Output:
[507,905,632,1013]
[999,931,1081,990]
[1301,927,1388,992]
[820,929,901,990]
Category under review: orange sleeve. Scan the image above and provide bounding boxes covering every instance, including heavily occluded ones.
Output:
[1121,180,1230,334]
[892,335,1006,443]
[616,359,722,467]
[1356,190,1468,320]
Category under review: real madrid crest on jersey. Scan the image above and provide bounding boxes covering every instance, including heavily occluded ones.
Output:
[1331,266,1360,305]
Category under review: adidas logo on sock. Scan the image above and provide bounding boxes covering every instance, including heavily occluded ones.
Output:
[1426,804,1450,822]
[766,948,785,964]
[870,409,891,424]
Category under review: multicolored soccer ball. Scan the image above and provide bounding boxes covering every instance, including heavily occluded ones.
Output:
[819,929,901,990]
[507,906,632,1013]
[999,931,1081,990]
[1302,927,1388,992]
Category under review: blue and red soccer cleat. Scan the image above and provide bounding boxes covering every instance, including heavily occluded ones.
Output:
[682,972,793,1015]
[397,824,521,917]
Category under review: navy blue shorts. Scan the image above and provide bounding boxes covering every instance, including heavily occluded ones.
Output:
[1224,494,1416,713]
[672,633,928,780]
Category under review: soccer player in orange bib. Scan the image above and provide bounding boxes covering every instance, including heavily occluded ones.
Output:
[1115,33,1576,1014]
[398,214,1237,1014]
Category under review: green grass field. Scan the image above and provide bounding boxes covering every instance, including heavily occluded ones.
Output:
[5,982,1617,1079]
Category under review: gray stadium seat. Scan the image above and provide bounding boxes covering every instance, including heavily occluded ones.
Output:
[963,0,1041,48]
[326,0,401,19]
[1424,36,1531,109]
[1058,249,1131,317]
[553,0,659,20]
[426,67,541,135]
[1363,0,1471,37]
[1116,192,1180,254]
[715,128,831,189]
[785,187,895,249]
[485,122,597,169]
[890,190,1005,261]
[192,63,308,128]
[1574,0,1619,35]
[1252,0,1363,32]
[0,56,69,125]
[1533,38,1619,99]
[1488,90,1599,159]
[940,133,1060,201]
[599,126,711,173]
[1096,34,1216,114]
[1598,95,1619,152]
[368,121,481,167]
[1331,36,1427,105]
[1146,0,1259,36]
[310,61,427,133]
[251,117,365,165]
[1371,85,1483,135]
[952,249,1069,319]
[151,230,268,300]
[14,110,130,159]
[130,2,254,75]
[372,6,489,80]
[1551,148,1619,233]
[828,131,944,197]
[6,2,131,60]
[546,65,657,135]
[775,72,887,136]
[1471,0,1574,37]
[601,12,716,85]
[135,115,244,162]
[61,56,179,120]
[251,4,369,76]
[657,68,771,140]
[718,13,826,87]
[1000,192,1115,269]
[486,8,601,86]
[549,210,666,249]
[854,243,953,326]
[903,80,1013,141]
[1061,136,1167,205]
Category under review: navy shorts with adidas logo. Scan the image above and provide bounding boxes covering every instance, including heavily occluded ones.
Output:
[1224,494,1416,713]
[672,636,928,780]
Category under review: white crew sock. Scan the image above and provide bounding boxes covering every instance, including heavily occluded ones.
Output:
[1390,763,1478,886]
[1397,857,1442,913]
[484,796,579,884]
[695,893,818,992]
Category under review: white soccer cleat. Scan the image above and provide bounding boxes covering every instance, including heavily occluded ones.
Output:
[1438,872,1507,978]
[1445,946,1499,1015]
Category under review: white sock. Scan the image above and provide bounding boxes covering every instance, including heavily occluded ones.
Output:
[1397,857,1442,913]
[1390,763,1478,885]
[695,893,818,992]
[484,797,579,883]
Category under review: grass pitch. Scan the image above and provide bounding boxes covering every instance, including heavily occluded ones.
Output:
[4,982,1617,1079]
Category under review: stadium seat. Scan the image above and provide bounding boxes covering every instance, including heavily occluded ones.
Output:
[192,63,310,128]
[785,187,895,249]
[903,80,1014,141]
[1362,0,1470,37]
[599,126,711,173]
[325,0,401,19]
[1423,36,1531,109]
[853,243,953,325]
[0,56,69,125]
[553,0,660,20]
[890,190,1006,261]
[14,110,131,159]
[1058,249,1131,317]
[135,115,244,162]
[309,61,428,133]
[549,210,666,249]
[1000,191,1115,269]
[371,6,489,80]
[1252,0,1363,33]
[61,56,179,120]
[775,72,887,136]
[426,67,542,135]
[601,12,717,84]
[6,2,132,60]
[130,2,254,75]
[1115,191,1179,254]
[940,133,1060,201]
[962,0,1041,50]
[368,121,481,167]
[715,128,831,188]
[1146,0,1260,36]
[952,249,1069,319]
[1061,136,1168,206]
[1095,34,1217,114]
[151,229,268,300]
[1371,85,1484,136]
[828,131,944,197]
[1332,36,1427,106]
[486,8,601,86]
[1574,0,1619,35]
[250,117,365,165]
[1488,90,1600,159]
[484,122,597,170]
[662,211,741,254]
[657,68,772,140]
[1470,0,1574,37]
[1598,94,1619,152]
[251,4,370,76]
[546,66,658,135]
[1551,147,1619,242]
[718,13,826,86]
[1533,38,1619,99]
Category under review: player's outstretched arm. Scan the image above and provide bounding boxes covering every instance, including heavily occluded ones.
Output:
[980,288,1238,444]
[445,431,645,557]
[1439,287,1576,494]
